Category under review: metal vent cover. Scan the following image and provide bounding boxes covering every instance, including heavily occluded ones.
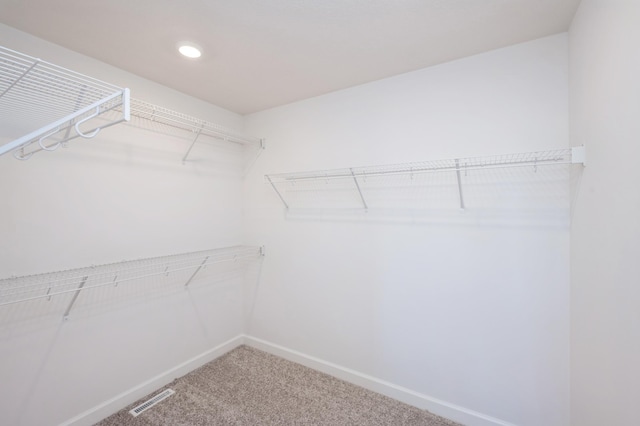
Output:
[129,388,175,417]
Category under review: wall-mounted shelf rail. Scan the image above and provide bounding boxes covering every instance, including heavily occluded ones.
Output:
[0,45,130,160]
[0,245,264,319]
[265,147,586,211]
[125,98,264,163]
[0,46,263,166]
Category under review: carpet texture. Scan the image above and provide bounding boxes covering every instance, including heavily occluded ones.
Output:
[97,345,462,425]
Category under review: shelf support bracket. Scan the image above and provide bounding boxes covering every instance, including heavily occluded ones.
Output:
[2,90,129,157]
[63,276,88,320]
[350,168,368,210]
[184,256,209,288]
[266,175,290,209]
[455,159,465,210]
[182,123,204,163]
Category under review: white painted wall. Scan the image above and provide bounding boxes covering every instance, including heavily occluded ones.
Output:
[569,1,640,425]
[0,25,248,425]
[244,34,571,426]
[1,23,577,426]
[0,24,245,274]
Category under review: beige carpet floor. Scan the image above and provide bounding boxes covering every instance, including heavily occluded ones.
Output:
[97,345,462,425]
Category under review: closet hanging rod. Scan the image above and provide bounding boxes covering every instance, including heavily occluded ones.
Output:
[266,147,585,183]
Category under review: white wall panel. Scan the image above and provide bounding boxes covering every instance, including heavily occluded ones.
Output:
[244,34,571,426]
[569,1,640,425]
[0,25,247,425]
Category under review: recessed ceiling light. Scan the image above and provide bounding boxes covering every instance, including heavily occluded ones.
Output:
[178,44,202,59]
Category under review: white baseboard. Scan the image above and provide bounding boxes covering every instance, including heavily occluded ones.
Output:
[61,334,516,426]
[244,336,516,426]
[60,335,244,426]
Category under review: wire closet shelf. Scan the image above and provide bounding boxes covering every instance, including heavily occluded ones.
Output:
[124,98,265,163]
[0,45,130,160]
[0,245,264,318]
[265,146,586,210]
[0,45,264,164]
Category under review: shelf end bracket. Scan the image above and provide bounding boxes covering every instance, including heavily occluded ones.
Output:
[571,145,586,166]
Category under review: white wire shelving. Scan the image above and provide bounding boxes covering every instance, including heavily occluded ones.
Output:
[124,98,265,163]
[0,45,130,160]
[265,147,586,210]
[0,45,263,165]
[0,245,264,320]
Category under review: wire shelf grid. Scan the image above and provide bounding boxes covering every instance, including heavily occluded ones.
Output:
[1,45,262,165]
[128,99,262,148]
[98,98,264,165]
[265,148,584,211]
[0,45,130,159]
[0,246,263,312]
[267,149,574,182]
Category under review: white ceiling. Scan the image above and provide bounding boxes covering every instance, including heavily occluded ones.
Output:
[0,0,581,115]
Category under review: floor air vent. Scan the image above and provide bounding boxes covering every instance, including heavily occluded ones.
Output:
[129,389,175,417]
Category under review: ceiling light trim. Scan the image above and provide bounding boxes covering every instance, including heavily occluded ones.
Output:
[178,43,202,59]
